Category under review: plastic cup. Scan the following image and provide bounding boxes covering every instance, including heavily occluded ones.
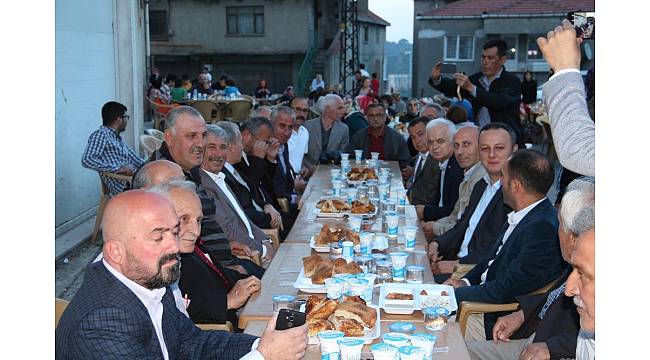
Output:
[390,252,409,281]
[403,225,418,251]
[354,149,363,161]
[355,255,374,274]
[345,278,369,298]
[318,330,345,358]
[406,265,425,284]
[346,187,357,203]
[373,234,388,251]
[338,338,364,360]
[359,232,374,255]
[398,345,427,360]
[378,184,389,201]
[355,272,376,303]
[378,174,389,185]
[272,295,296,311]
[340,153,350,161]
[325,278,346,300]
[329,243,342,260]
[375,260,393,284]
[386,213,399,238]
[398,189,408,206]
[331,168,341,179]
[409,333,437,359]
[371,152,380,160]
[341,240,354,262]
[370,342,399,360]
[341,160,351,174]
[332,180,343,196]
[382,332,410,348]
[423,307,450,331]
[348,216,362,233]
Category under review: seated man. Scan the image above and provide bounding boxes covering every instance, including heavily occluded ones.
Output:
[402,98,420,123]
[444,150,567,342]
[566,228,595,360]
[422,123,485,240]
[467,176,594,359]
[347,103,411,168]
[404,116,439,206]
[55,190,307,359]
[151,180,261,329]
[131,159,185,189]
[428,123,516,269]
[416,118,464,221]
[302,94,350,171]
[420,102,445,120]
[343,95,371,141]
[287,97,311,175]
[81,101,145,196]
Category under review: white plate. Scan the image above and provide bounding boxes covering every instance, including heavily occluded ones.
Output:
[309,236,362,253]
[293,268,327,293]
[378,283,458,314]
[348,205,378,219]
[346,179,366,186]
[315,209,348,218]
[304,304,381,345]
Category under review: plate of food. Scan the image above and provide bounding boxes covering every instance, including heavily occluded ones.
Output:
[378,283,457,314]
[309,223,361,252]
[315,199,352,218]
[304,295,380,344]
[295,254,364,293]
[349,200,377,218]
[347,167,378,185]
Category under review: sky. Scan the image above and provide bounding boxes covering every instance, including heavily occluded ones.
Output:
[368,0,414,43]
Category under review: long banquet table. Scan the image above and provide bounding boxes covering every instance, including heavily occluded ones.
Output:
[238,161,470,359]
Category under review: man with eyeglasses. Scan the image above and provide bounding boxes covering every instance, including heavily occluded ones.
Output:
[81,101,145,196]
[287,97,311,176]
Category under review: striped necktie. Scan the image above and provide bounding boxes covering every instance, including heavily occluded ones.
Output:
[538,282,566,320]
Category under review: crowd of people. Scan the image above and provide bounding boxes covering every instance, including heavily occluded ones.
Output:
[63,20,595,360]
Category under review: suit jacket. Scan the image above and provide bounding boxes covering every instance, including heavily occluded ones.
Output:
[407,154,440,206]
[436,177,509,264]
[432,163,487,236]
[347,125,411,168]
[56,261,257,360]
[179,243,248,326]
[235,154,276,209]
[455,199,567,339]
[544,71,595,176]
[302,118,350,168]
[422,155,464,221]
[222,166,271,229]
[512,266,580,359]
[197,168,267,253]
[271,143,296,201]
[429,66,525,147]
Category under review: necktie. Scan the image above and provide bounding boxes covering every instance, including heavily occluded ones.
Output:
[160,287,178,359]
[196,242,232,290]
[438,162,446,207]
[232,168,264,212]
[278,145,288,176]
[538,282,566,320]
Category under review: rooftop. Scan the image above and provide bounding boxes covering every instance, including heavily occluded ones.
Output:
[419,0,595,17]
[358,9,391,26]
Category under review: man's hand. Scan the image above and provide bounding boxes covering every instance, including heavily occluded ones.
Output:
[300,165,313,179]
[430,61,443,81]
[492,310,525,343]
[230,241,253,257]
[264,204,283,229]
[537,19,582,73]
[518,342,550,360]
[427,240,439,263]
[401,165,414,180]
[224,264,248,275]
[226,276,261,309]
[423,221,436,240]
[443,278,467,289]
[257,312,308,360]
[252,139,269,159]
[415,205,425,220]
[294,175,307,193]
[266,138,281,161]
[453,73,475,93]
[115,165,135,176]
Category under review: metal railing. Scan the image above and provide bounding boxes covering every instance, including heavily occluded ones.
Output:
[297,32,320,96]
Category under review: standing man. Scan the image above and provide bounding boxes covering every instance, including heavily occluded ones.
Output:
[416,118,464,222]
[81,101,145,196]
[429,39,524,147]
[404,116,439,206]
[288,97,311,175]
[348,103,411,168]
[303,94,350,171]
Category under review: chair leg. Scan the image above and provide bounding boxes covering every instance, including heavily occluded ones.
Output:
[91,194,108,244]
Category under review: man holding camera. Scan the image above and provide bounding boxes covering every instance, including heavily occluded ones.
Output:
[302,94,350,172]
[429,39,525,148]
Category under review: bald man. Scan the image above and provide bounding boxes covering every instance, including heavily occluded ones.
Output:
[56,191,261,359]
[131,159,184,189]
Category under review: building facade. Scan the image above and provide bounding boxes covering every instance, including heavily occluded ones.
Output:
[412,0,595,97]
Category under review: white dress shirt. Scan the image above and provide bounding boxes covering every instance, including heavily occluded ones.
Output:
[288,125,309,171]
[203,169,255,240]
[457,176,501,258]
[576,329,595,360]
[474,197,546,285]
[414,152,428,177]
[438,158,449,207]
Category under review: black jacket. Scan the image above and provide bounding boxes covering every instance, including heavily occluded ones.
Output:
[347,125,412,169]
[422,155,464,221]
[221,166,272,229]
[436,179,510,264]
[429,66,525,147]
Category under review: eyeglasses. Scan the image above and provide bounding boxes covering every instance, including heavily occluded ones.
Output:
[121,114,130,121]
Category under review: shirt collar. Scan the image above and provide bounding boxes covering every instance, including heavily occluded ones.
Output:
[464,162,480,180]
[507,197,546,226]
[102,259,166,305]
[223,162,235,173]
[438,158,449,170]
[242,152,250,166]
[483,174,502,187]
[202,168,225,182]
[102,125,121,138]
[481,66,504,85]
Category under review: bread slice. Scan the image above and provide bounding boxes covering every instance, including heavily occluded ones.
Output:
[307,318,335,337]
[311,261,334,285]
[333,317,365,337]
[302,254,323,277]
[307,299,338,320]
[334,261,363,275]
[334,301,377,328]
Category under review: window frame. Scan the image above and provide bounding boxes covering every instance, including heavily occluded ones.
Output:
[363,25,369,43]
[526,34,545,61]
[226,6,265,36]
[443,35,475,62]
[149,10,169,41]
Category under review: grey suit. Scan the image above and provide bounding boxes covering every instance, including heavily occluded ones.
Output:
[408,154,440,206]
[302,118,349,168]
[197,168,267,253]
[543,71,594,176]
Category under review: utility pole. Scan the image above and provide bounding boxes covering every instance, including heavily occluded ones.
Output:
[338,0,359,96]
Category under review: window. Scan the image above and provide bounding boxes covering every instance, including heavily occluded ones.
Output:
[226,6,264,35]
[444,35,474,61]
[527,34,544,61]
[375,28,380,43]
[363,26,369,42]
[500,35,518,61]
[149,10,168,40]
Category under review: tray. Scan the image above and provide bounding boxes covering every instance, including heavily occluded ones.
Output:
[378,283,458,315]
[302,304,381,345]
[293,268,327,293]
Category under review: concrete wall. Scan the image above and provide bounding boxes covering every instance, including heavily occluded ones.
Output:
[55,0,145,233]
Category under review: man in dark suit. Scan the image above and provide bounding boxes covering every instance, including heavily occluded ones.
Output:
[444,150,567,342]
[428,123,518,272]
[466,177,594,359]
[416,118,464,222]
[404,116,439,206]
[347,103,411,168]
[56,190,308,359]
[429,39,525,148]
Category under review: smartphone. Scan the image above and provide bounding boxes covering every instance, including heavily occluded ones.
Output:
[275,309,306,330]
[439,63,457,74]
[568,11,595,40]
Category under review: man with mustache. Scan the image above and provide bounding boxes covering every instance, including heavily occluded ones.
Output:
[404,116,439,206]
[287,97,311,176]
[56,190,307,359]
[302,94,350,174]
[566,228,595,360]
